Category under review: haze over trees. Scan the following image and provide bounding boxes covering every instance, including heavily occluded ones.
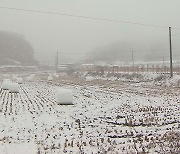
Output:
[89,41,133,63]
[87,39,179,64]
[0,31,38,66]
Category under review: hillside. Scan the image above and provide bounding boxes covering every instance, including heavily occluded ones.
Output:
[0,31,38,66]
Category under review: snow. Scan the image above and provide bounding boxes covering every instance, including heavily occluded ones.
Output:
[166,75,180,87]
[56,88,73,105]
[30,74,35,78]
[26,74,36,81]
[53,74,59,78]
[0,142,36,154]
[86,76,94,81]
[0,72,179,153]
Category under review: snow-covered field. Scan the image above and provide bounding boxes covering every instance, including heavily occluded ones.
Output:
[0,73,179,153]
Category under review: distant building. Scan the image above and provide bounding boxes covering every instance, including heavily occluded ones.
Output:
[0,65,38,73]
[56,63,75,74]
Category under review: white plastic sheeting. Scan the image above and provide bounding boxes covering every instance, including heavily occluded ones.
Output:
[17,78,23,84]
[86,76,94,81]
[2,79,12,90]
[9,83,19,93]
[47,76,53,81]
[56,88,73,105]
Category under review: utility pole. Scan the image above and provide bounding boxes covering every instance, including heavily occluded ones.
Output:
[55,51,59,70]
[131,49,134,67]
[169,27,173,77]
[43,59,45,66]
[162,57,165,66]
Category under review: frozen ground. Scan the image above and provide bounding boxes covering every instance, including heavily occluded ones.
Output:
[0,73,179,153]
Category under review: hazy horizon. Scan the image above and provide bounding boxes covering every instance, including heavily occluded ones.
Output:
[0,0,180,65]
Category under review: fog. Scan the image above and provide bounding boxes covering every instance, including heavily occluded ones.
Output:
[0,0,180,65]
[0,1,180,153]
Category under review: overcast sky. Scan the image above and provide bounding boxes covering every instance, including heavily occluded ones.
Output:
[0,0,180,65]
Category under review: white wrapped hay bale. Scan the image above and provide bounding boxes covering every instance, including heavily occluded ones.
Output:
[3,79,11,83]
[27,76,33,81]
[30,74,35,78]
[86,76,94,81]
[59,73,67,76]
[27,74,36,81]
[3,79,11,82]
[9,83,19,93]
[12,75,17,81]
[56,88,73,105]
[17,78,23,84]
[48,76,53,81]
[2,79,12,90]
[54,74,59,78]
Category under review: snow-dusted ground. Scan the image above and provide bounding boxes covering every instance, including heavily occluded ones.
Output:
[0,73,179,153]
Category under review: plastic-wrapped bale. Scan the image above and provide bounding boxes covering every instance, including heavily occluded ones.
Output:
[12,75,17,81]
[27,74,36,81]
[59,73,67,76]
[3,79,11,82]
[54,74,59,78]
[27,76,32,81]
[30,74,35,78]
[86,76,94,81]
[56,88,73,105]
[2,79,12,90]
[17,78,23,84]
[48,76,53,81]
[9,83,19,93]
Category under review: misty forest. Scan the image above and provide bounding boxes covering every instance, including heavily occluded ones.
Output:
[0,31,37,65]
[0,1,180,154]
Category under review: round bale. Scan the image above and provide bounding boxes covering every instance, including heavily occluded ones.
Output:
[17,78,23,84]
[48,76,53,81]
[2,79,12,90]
[86,76,94,81]
[56,88,73,105]
[9,83,19,93]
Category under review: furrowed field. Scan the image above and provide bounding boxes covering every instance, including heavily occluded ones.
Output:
[0,73,179,153]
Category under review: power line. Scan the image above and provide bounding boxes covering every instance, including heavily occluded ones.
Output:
[0,6,171,29]
[148,55,180,59]
[58,48,179,56]
[60,52,93,55]
[172,32,180,37]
